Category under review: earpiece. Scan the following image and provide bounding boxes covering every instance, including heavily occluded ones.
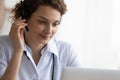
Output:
[21,10,29,32]
[23,27,28,32]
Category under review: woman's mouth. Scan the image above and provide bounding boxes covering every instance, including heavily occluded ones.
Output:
[41,35,51,40]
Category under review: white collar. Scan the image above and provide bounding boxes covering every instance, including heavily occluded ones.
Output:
[43,39,58,57]
[24,39,59,57]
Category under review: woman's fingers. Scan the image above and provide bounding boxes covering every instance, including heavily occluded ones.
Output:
[9,17,28,51]
[10,17,27,34]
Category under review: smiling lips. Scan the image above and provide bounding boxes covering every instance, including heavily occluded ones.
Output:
[41,35,51,40]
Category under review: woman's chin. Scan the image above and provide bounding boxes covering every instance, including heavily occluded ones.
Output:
[40,39,50,44]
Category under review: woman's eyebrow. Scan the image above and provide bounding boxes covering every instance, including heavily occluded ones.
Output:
[38,16,48,21]
[38,16,61,23]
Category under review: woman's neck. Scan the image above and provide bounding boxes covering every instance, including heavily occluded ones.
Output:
[25,33,46,54]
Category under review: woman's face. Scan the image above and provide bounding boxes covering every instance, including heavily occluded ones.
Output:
[27,5,61,44]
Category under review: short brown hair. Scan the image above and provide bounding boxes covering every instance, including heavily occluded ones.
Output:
[12,0,67,20]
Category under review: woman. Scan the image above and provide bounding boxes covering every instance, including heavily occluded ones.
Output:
[0,0,80,80]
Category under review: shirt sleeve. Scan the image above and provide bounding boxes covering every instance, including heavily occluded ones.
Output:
[66,45,80,67]
[0,38,8,78]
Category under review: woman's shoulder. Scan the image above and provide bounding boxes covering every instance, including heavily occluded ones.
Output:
[0,35,10,41]
[53,39,72,48]
[0,35,11,45]
[51,39,75,54]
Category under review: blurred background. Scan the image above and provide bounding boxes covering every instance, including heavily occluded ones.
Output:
[0,0,120,70]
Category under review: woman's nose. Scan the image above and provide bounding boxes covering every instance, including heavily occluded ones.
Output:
[44,24,52,34]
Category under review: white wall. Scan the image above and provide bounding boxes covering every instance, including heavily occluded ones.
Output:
[0,0,19,35]
[57,0,120,69]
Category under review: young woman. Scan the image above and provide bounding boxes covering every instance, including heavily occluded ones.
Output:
[0,0,80,80]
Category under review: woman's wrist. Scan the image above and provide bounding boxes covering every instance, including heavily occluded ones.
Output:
[13,49,24,54]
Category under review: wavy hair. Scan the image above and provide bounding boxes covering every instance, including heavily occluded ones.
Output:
[12,0,67,20]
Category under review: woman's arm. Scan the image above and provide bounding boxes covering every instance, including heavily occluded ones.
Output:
[0,50,23,80]
[0,17,27,80]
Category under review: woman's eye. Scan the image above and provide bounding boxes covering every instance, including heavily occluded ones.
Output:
[53,22,60,27]
[38,20,47,24]
[53,24,58,27]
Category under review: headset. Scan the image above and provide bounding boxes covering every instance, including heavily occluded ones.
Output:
[52,54,55,80]
[20,0,29,32]
[20,0,27,19]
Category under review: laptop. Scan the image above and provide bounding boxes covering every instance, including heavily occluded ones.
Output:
[61,67,120,80]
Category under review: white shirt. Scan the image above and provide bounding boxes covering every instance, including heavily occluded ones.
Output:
[0,35,80,80]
